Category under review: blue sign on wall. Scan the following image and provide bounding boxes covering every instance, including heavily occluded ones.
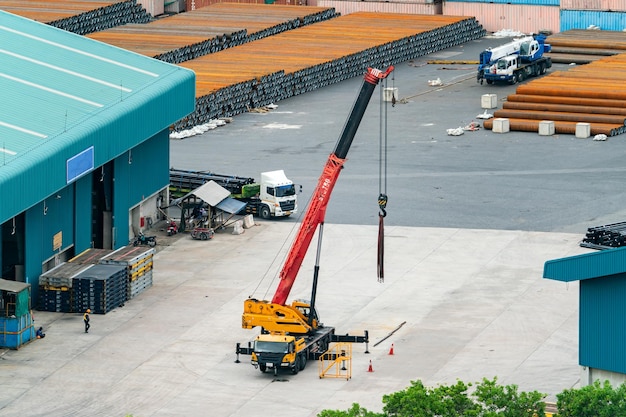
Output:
[67,146,94,184]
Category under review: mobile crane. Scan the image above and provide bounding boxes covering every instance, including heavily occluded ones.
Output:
[236,66,394,375]
[477,34,552,85]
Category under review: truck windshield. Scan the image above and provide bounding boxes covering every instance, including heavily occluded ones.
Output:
[255,341,289,353]
[275,184,296,197]
[497,59,509,70]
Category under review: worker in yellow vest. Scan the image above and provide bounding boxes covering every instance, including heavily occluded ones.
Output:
[83,309,91,333]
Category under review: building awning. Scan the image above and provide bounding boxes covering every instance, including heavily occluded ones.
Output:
[170,180,246,215]
[544,246,626,282]
[0,278,30,293]
[189,181,230,206]
[216,198,247,214]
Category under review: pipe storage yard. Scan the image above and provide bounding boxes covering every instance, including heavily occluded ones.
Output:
[174,13,485,130]
[484,30,626,137]
[87,4,340,63]
[0,0,151,34]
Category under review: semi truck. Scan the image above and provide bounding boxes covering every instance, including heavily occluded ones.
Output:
[169,168,297,219]
[477,34,552,85]
[236,66,394,375]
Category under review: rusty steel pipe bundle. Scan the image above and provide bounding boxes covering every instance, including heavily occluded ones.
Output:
[507,94,626,109]
[173,13,486,131]
[516,83,626,101]
[483,118,622,137]
[493,109,626,126]
[502,101,626,117]
[88,4,339,61]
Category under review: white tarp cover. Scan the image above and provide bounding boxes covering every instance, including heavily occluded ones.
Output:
[174,180,247,215]
[189,181,230,206]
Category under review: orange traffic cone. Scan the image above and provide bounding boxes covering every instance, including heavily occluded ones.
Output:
[389,343,394,355]
[367,360,374,372]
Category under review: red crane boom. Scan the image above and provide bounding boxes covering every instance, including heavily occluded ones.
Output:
[272,66,394,306]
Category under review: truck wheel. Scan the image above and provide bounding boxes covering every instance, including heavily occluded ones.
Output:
[260,205,271,220]
[300,355,307,371]
[200,232,208,240]
[291,362,299,375]
[486,79,493,85]
[510,74,518,85]
[539,63,546,75]
[259,364,267,373]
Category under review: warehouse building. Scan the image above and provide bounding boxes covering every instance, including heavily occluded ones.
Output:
[0,11,195,303]
[544,248,626,386]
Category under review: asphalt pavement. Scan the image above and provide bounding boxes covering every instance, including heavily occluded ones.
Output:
[3,34,624,417]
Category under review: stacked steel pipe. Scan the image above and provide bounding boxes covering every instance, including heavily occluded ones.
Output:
[174,13,486,131]
[581,221,626,250]
[88,4,339,63]
[485,31,626,137]
[0,1,152,35]
[547,29,626,64]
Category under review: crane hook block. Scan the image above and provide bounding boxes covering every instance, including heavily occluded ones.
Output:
[378,193,388,218]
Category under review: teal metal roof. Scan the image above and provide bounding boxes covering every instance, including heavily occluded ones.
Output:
[0,11,195,224]
[543,247,626,282]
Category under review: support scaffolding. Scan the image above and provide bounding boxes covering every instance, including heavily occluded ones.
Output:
[318,342,352,380]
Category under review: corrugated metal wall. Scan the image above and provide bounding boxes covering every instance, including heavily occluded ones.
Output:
[561,0,626,11]
[317,1,439,15]
[112,131,170,249]
[446,0,559,5]
[580,275,626,374]
[24,187,76,300]
[560,9,626,31]
[443,2,560,34]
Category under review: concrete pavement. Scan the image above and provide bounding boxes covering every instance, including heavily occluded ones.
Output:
[0,221,586,417]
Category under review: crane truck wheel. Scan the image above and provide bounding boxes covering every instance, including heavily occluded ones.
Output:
[540,63,546,75]
[486,79,493,85]
[291,362,299,375]
[299,354,307,371]
[259,364,267,373]
[260,205,271,220]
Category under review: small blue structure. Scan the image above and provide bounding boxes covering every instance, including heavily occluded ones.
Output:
[544,247,626,386]
[0,279,35,349]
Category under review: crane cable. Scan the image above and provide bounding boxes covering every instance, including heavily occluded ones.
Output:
[377,73,392,283]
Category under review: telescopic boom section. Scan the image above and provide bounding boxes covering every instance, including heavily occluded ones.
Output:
[271,66,394,306]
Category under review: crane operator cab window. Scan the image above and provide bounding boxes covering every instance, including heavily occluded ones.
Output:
[519,42,530,57]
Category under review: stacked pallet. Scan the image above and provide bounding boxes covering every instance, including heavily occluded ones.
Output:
[72,264,127,314]
[38,262,89,312]
[37,246,155,313]
[100,246,155,300]
[174,13,486,130]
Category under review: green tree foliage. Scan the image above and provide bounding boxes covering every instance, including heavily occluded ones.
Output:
[318,377,547,417]
[317,403,383,417]
[556,380,626,417]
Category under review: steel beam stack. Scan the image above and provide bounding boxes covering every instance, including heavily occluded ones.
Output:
[170,168,255,197]
[38,263,89,313]
[581,222,626,250]
[173,14,485,131]
[72,264,127,314]
[37,246,155,313]
[99,246,155,301]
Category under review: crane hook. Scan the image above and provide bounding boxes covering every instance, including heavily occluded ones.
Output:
[378,193,388,218]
